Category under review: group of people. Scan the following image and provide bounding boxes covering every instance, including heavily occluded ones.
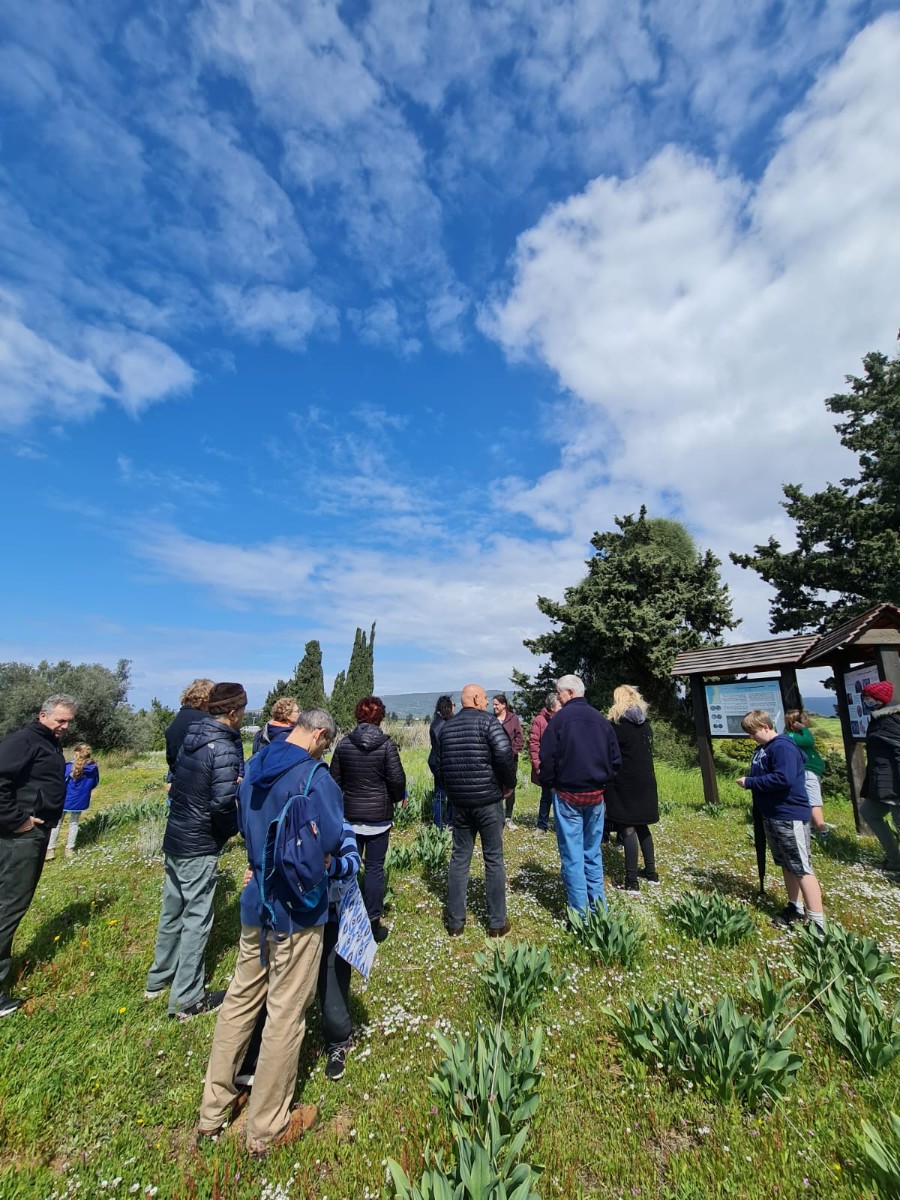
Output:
[2,673,900,1155]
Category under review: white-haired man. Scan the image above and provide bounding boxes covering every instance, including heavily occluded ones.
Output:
[0,694,78,1016]
[538,675,621,919]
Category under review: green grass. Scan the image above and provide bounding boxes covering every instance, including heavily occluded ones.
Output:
[2,747,899,1198]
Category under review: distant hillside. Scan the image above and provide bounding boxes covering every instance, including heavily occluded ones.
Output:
[803,695,838,717]
[381,690,508,719]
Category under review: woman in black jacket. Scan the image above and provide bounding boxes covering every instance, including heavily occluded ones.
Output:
[428,695,454,828]
[605,685,660,894]
[330,696,406,943]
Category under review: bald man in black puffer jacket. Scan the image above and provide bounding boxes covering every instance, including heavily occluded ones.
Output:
[435,684,516,938]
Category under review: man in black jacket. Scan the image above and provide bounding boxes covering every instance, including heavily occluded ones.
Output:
[0,694,77,1017]
[436,683,516,937]
[145,682,246,1019]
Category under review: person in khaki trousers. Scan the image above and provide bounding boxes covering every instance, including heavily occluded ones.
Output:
[198,708,344,1156]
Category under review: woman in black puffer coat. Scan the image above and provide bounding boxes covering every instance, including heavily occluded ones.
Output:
[330,696,406,943]
[605,685,660,894]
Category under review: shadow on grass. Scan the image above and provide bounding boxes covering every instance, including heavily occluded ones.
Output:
[204,870,241,972]
[17,896,114,981]
[684,865,762,905]
[510,857,566,920]
[813,829,865,864]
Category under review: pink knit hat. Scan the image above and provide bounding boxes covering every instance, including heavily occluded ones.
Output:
[862,681,894,706]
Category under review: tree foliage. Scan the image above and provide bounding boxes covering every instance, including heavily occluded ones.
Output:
[329,622,377,730]
[0,659,136,748]
[731,343,900,632]
[286,641,327,712]
[518,510,737,721]
[131,697,177,752]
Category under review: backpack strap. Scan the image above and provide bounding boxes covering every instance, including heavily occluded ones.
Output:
[258,760,326,963]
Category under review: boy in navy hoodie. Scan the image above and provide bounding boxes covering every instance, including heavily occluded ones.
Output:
[737,709,826,932]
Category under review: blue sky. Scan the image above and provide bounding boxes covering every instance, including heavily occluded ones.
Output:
[2,0,899,709]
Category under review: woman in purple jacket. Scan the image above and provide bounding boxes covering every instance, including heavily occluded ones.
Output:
[46,743,99,859]
[492,694,524,829]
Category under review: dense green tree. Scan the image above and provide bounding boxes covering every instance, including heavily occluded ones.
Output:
[131,697,177,751]
[518,510,737,721]
[731,342,900,632]
[329,622,377,730]
[0,659,136,748]
[289,641,327,712]
[260,678,291,723]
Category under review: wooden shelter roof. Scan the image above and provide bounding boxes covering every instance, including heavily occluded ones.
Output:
[800,602,900,666]
[672,634,819,677]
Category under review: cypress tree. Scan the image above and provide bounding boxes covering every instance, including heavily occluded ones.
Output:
[290,641,327,711]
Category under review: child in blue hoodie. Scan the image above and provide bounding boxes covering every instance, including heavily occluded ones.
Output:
[46,743,99,859]
[737,709,825,932]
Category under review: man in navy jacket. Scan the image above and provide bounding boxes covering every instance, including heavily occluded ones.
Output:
[539,675,621,918]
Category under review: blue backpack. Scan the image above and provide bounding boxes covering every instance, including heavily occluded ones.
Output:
[258,761,331,941]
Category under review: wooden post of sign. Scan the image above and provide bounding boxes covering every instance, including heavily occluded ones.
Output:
[780,667,802,721]
[832,652,867,834]
[690,675,719,807]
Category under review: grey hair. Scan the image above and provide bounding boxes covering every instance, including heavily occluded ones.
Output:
[41,693,78,715]
[556,675,585,697]
[296,707,336,740]
[546,691,562,710]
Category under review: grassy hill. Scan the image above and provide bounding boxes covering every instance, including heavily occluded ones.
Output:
[0,743,897,1198]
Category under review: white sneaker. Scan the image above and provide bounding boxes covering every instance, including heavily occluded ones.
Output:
[505,819,518,831]
[144,987,167,1000]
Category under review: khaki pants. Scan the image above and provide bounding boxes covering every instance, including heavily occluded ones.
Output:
[199,923,324,1148]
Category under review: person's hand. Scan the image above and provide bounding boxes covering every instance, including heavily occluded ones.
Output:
[502,788,513,799]
[737,777,747,789]
[325,854,332,869]
[241,868,252,888]
[165,781,171,793]
[13,815,43,833]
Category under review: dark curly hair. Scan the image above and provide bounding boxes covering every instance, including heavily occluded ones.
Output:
[355,695,386,725]
[434,695,454,720]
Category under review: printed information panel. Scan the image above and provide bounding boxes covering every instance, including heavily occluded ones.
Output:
[705,679,784,737]
[843,663,878,740]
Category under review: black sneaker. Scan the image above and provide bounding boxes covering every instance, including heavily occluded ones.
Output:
[325,1041,349,1081]
[371,921,390,945]
[771,906,804,929]
[171,990,226,1020]
[0,994,23,1018]
[639,870,660,885]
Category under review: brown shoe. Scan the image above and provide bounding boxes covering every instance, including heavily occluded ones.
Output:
[447,925,465,937]
[488,921,511,938]
[248,1104,318,1157]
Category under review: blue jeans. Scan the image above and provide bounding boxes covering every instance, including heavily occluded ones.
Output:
[432,782,452,829]
[446,801,507,930]
[553,793,606,916]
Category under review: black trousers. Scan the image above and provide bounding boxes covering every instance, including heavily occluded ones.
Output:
[0,824,51,991]
[357,828,390,923]
[239,917,353,1076]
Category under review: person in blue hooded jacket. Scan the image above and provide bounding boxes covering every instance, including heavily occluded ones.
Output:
[198,706,344,1157]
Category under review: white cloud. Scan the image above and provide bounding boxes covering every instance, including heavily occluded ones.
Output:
[216,284,337,350]
[347,300,421,356]
[85,329,194,415]
[485,13,900,593]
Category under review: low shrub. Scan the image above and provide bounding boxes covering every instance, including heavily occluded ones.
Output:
[746,962,801,1022]
[387,1118,541,1200]
[429,1021,543,1135]
[78,797,166,847]
[475,941,562,1025]
[609,989,802,1108]
[793,923,896,1005]
[568,904,645,967]
[652,720,700,771]
[822,988,900,1074]
[416,824,452,873]
[858,1112,900,1198]
[667,891,755,947]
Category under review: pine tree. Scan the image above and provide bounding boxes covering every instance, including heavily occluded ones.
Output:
[519,510,737,721]
[260,678,290,723]
[329,623,377,730]
[731,342,900,632]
